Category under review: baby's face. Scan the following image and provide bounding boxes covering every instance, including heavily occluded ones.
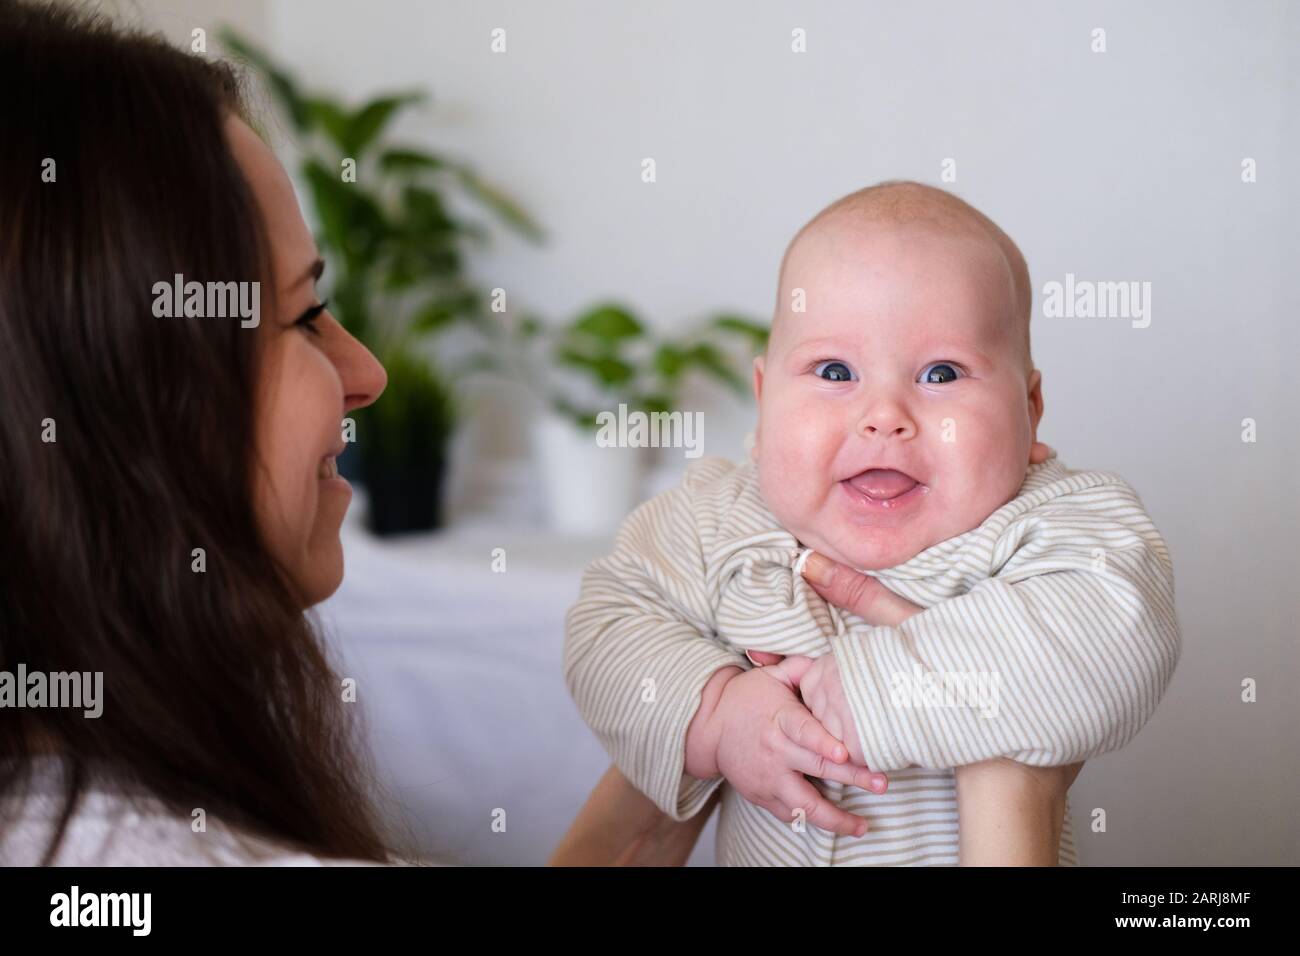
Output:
[752,219,1044,571]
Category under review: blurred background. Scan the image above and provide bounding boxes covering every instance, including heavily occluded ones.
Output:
[100,0,1297,865]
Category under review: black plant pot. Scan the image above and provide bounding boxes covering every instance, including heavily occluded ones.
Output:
[361,457,448,536]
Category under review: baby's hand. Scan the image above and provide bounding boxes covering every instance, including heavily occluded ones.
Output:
[707,660,886,836]
[785,653,867,767]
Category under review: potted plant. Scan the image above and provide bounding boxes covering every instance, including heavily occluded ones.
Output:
[511,303,770,534]
[356,349,457,534]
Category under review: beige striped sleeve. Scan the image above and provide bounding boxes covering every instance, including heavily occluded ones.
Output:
[830,504,1181,773]
[563,464,750,821]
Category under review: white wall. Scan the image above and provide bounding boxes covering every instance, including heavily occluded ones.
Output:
[128,0,1299,864]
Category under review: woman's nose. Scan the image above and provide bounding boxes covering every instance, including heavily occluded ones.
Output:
[334,329,387,413]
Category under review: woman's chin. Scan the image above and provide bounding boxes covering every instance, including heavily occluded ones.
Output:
[297,539,345,608]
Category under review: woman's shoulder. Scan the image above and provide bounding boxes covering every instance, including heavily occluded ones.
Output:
[0,756,403,867]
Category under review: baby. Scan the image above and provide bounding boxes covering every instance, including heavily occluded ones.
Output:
[563,181,1181,865]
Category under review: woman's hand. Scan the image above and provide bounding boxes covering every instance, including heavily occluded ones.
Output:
[799,550,926,626]
[549,764,718,866]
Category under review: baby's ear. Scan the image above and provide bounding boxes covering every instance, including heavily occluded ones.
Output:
[749,356,767,461]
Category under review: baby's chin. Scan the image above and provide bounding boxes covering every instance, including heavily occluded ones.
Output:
[762,488,931,572]
[801,527,929,574]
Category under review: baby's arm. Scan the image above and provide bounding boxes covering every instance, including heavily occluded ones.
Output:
[813,531,1179,775]
[781,638,1085,864]
[788,562,1094,864]
[791,505,1178,861]
[563,471,880,832]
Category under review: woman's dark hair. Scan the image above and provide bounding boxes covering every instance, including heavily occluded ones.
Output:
[0,0,391,862]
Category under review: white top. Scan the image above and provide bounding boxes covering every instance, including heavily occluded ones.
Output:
[0,756,406,866]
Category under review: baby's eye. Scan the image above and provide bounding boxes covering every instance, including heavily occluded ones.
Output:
[813,360,856,382]
[919,362,963,384]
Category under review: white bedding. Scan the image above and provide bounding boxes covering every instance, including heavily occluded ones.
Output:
[317,509,717,866]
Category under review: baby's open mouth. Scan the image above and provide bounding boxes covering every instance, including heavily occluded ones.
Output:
[844,468,920,501]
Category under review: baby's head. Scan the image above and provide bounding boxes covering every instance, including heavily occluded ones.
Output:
[751,181,1049,571]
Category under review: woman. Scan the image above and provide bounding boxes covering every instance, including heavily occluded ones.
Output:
[0,0,673,869]
[0,0,392,864]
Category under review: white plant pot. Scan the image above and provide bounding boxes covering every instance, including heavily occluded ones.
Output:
[535,412,644,535]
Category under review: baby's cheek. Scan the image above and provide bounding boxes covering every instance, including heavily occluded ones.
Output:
[939,422,1029,533]
[757,458,815,539]
[960,390,1031,449]
[941,408,1008,476]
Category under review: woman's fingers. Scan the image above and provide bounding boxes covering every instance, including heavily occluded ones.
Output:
[745,649,785,667]
[800,551,924,626]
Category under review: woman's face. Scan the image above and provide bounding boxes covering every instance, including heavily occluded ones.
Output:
[225,115,387,606]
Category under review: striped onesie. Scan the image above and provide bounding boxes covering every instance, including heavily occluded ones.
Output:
[563,451,1181,865]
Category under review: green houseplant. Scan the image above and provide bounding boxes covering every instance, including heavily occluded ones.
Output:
[220,28,540,534]
[542,305,769,427]
[513,303,770,533]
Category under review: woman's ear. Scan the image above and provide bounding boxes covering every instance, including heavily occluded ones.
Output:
[752,353,765,402]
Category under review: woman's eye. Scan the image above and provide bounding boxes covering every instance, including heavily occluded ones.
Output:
[919,362,962,384]
[813,360,855,382]
[295,299,329,336]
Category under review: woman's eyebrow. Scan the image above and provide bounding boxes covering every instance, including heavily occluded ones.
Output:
[290,257,325,290]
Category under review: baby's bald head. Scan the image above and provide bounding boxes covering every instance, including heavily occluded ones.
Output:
[772,181,1033,377]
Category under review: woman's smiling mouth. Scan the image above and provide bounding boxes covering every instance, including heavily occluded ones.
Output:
[317,451,351,497]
